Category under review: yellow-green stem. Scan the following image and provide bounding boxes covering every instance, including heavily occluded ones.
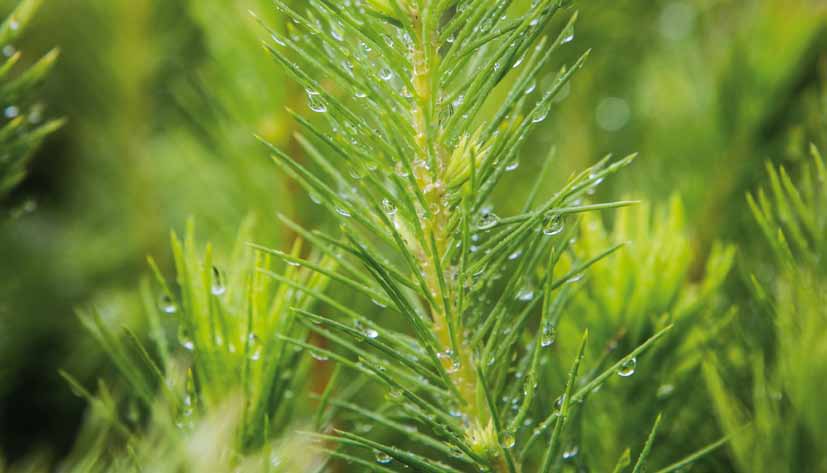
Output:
[408,4,509,469]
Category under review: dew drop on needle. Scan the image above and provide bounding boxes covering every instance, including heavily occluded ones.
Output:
[374,450,392,464]
[211,266,226,296]
[617,357,637,377]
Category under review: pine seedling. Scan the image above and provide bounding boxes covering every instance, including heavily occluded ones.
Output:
[704,145,827,473]
[0,0,63,200]
[572,195,735,346]
[63,219,336,470]
[58,389,326,472]
[554,195,735,470]
[255,1,719,471]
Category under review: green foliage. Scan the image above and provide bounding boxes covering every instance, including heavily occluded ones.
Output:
[705,146,827,473]
[59,218,337,469]
[236,1,725,471]
[0,0,62,199]
[52,1,734,472]
[3,1,826,472]
[555,196,735,470]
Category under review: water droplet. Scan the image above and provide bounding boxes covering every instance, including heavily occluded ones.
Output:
[364,328,379,339]
[2,45,15,57]
[541,326,556,347]
[617,357,637,377]
[561,24,575,44]
[330,23,344,42]
[452,94,465,108]
[414,159,431,174]
[562,445,579,460]
[531,101,550,123]
[306,89,327,113]
[310,350,329,362]
[159,294,177,314]
[505,160,519,172]
[513,52,526,68]
[554,394,565,412]
[508,250,523,260]
[378,67,393,81]
[542,214,564,236]
[516,287,535,301]
[4,106,19,119]
[335,207,352,218]
[374,450,392,464]
[9,19,19,31]
[476,212,499,230]
[178,326,194,351]
[211,266,226,296]
[248,333,262,361]
[439,349,461,373]
[381,198,397,215]
[349,166,364,180]
[394,162,410,178]
[501,432,516,449]
[370,297,388,308]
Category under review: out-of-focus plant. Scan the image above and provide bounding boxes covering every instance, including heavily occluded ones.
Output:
[0,0,62,201]
[59,396,320,473]
[543,0,827,232]
[0,0,65,460]
[0,1,292,461]
[704,145,827,473]
[59,219,335,470]
[554,196,735,470]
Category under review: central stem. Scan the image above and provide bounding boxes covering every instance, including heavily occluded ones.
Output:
[409,5,507,469]
[410,2,472,404]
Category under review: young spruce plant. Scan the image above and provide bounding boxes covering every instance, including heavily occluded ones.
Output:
[252,1,723,471]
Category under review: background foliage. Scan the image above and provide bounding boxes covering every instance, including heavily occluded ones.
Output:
[0,0,825,471]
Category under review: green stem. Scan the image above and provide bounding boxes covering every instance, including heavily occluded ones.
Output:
[408,4,508,470]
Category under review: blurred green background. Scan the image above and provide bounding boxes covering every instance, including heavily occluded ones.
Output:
[0,0,825,467]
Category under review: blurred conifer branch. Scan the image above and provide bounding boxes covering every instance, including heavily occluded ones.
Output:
[704,145,827,473]
[0,0,63,201]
